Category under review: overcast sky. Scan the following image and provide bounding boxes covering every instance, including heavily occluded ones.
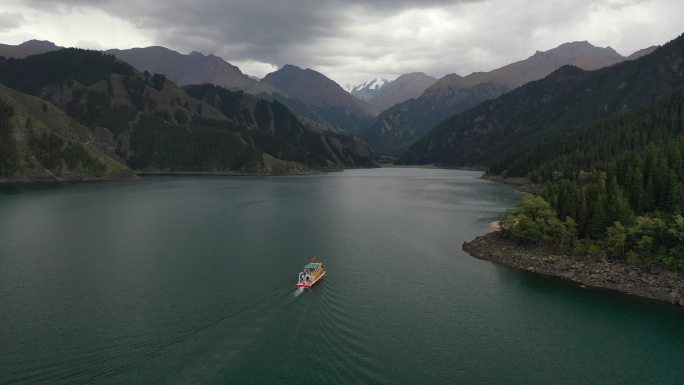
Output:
[1,0,682,86]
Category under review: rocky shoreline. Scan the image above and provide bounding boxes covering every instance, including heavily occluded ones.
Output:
[463,232,684,306]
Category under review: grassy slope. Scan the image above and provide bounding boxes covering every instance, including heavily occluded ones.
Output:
[0,83,133,182]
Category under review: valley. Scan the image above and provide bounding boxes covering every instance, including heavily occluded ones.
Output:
[2,22,684,384]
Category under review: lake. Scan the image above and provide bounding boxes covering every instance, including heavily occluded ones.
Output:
[1,168,684,384]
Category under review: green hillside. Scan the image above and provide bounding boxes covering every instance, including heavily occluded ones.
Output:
[186,84,376,169]
[0,83,132,182]
[463,46,684,268]
[399,33,684,167]
[0,49,375,176]
[500,92,684,268]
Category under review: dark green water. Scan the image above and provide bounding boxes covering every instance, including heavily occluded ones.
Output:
[1,169,684,384]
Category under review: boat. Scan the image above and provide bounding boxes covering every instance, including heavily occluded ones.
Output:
[296,258,326,288]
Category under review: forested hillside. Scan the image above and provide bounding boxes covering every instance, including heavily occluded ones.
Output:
[494,77,684,268]
[390,33,684,270]
[399,33,684,167]
[185,85,376,168]
[359,82,510,156]
[0,83,133,182]
[362,41,633,157]
[0,49,265,172]
[262,64,376,133]
[0,49,375,176]
[490,92,684,181]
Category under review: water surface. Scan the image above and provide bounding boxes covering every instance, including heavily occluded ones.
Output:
[1,169,683,384]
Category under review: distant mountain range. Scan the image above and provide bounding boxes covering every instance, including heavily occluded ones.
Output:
[625,45,659,60]
[0,40,397,136]
[360,41,660,156]
[262,64,376,133]
[425,41,625,95]
[103,47,378,134]
[398,35,684,169]
[106,46,276,95]
[0,49,376,181]
[347,74,438,113]
[0,40,60,59]
[368,72,437,113]
[97,47,329,132]
[0,37,671,177]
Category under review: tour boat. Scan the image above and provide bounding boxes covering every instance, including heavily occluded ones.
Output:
[296,258,326,288]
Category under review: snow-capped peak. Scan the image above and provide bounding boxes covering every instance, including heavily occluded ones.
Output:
[351,78,389,93]
[348,78,390,101]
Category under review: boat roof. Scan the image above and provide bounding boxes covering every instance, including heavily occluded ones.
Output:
[304,262,321,269]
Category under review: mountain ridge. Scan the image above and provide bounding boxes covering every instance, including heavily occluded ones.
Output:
[368,72,437,113]
[0,40,61,59]
[360,40,645,156]
[0,49,377,178]
[0,82,133,182]
[106,46,277,95]
[349,78,390,102]
[262,64,376,133]
[398,33,684,169]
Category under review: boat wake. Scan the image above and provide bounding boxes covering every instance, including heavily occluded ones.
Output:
[293,287,305,298]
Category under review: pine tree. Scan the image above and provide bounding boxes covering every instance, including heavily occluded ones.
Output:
[606,221,628,258]
[589,193,608,239]
[577,190,589,237]
[0,101,18,176]
[671,182,684,216]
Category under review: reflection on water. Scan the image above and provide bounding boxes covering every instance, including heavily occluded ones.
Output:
[1,169,683,385]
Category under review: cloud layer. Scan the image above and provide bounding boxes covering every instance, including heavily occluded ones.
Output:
[1,0,683,86]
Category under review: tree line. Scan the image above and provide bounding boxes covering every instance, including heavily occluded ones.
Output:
[498,93,684,270]
[0,100,18,177]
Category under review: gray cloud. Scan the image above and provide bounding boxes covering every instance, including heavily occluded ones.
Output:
[6,0,684,85]
[0,12,24,31]
[13,0,484,66]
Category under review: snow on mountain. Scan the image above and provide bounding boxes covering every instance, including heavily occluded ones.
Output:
[349,78,390,101]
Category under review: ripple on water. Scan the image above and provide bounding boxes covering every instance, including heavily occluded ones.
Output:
[303,280,389,385]
[5,171,683,385]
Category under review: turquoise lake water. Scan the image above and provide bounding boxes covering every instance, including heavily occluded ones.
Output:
[1,168,684,384]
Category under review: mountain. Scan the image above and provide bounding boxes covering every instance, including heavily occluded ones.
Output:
[184,84,376,168]
[0,49,376,176]
[360,41,630,156]
[0,49,259,173]
[261,64,376,133]
[489,86,684,267]
[359,82,510,156]
[349,78,389,102]
[626,46,659,61]
[426,41,624,95]
[105,46,336,131]
[491,90,684,182]
[106,46,275,95]
[398,33,684,169]
[0,83,132,182]
[368,72,437,113]
[0,40,60,59]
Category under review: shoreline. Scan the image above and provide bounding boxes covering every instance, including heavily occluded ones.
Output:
[385,163,486,171]
[0,174,138,185]
[463,232,684,306]
[134,170,323,177]
[482,174,535,193]
[381,164,438,169]
[0,166,383,185]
